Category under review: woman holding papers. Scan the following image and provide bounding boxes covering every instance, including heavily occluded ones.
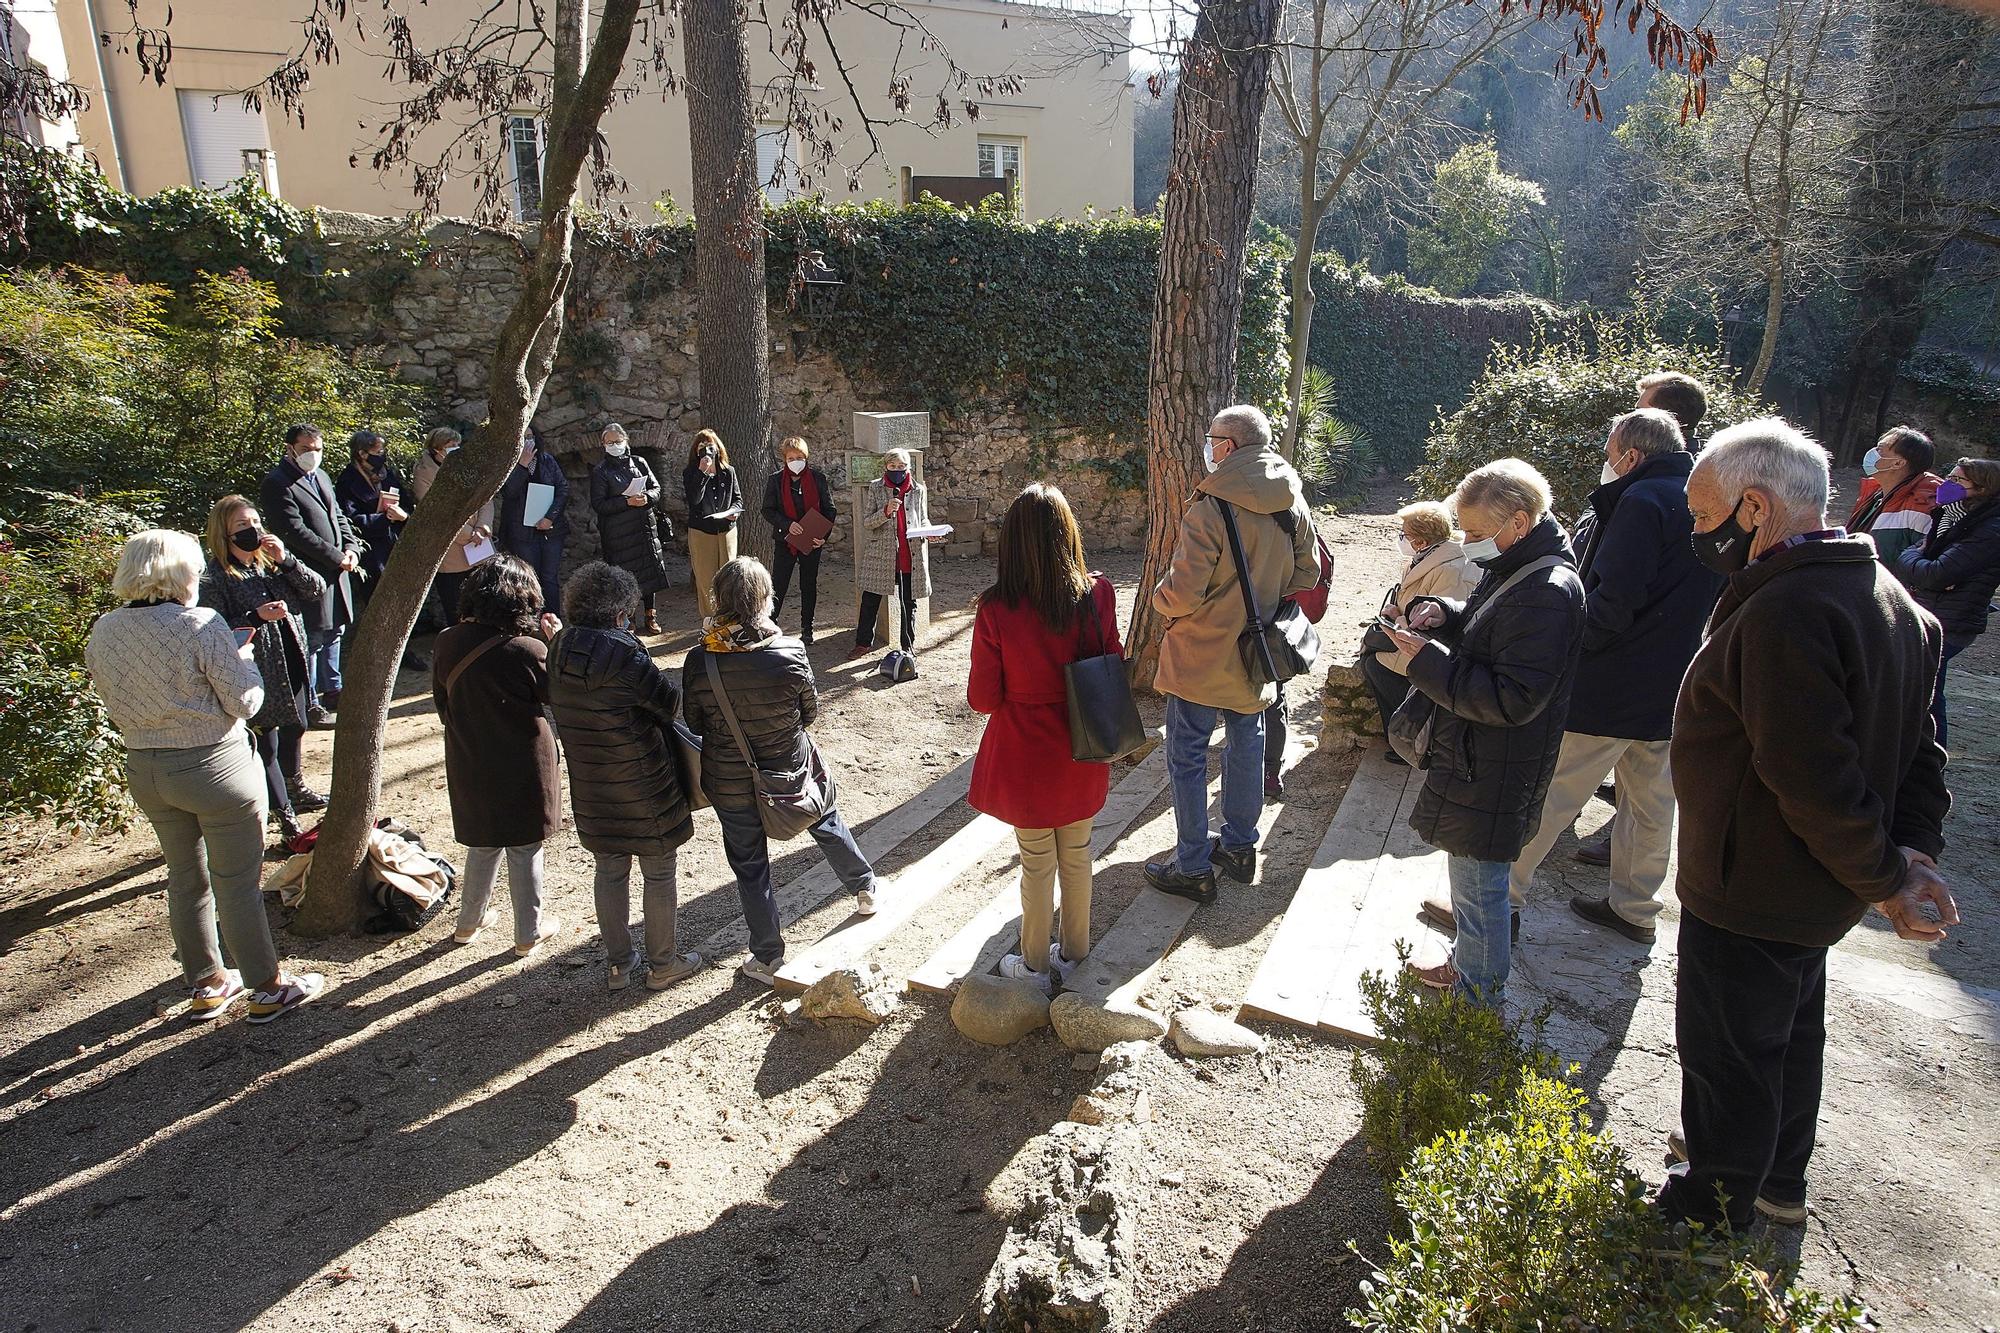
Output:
[410,426,495,625]
[683,429,743,621]
[854,447,941,681]
[589,423,672,635]
[759,436,837,645]
[499,427,570,617]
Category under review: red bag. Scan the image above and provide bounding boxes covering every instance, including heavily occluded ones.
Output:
[1284,531,1337,624]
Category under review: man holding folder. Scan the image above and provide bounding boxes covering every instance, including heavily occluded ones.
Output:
[760,436,837,644]
[500,427,570,616]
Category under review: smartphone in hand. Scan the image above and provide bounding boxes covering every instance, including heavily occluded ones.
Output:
[233,625,258,648]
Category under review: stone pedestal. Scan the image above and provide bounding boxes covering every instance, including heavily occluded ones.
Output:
[849,411,933,649]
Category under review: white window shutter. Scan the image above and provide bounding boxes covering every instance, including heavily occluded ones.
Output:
[178,90,275,191]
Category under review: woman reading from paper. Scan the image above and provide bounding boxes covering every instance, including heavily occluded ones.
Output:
[759,436,837,645]
[853,448,945,681]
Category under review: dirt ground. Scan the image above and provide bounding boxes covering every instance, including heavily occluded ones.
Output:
[2,474,1994,1332]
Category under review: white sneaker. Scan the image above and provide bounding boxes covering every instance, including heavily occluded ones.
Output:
[740,955,780,987]
[999,952,1052,993]
[514,913,564,959]
[188,969,246,1020]
[1047,942,1081,986]
[855,886,879,916]
[453,905,501,945]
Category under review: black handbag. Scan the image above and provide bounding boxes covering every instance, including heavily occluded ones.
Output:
[703,652,837,841]
[1216,497,1319,687]
[670,719,709,811]
[1064,585,1147,764]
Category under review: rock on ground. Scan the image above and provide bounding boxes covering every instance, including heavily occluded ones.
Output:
[952,974,1052,1046]
[1321,655,1379,753]
[1169,1007,1265,1058]
[1049,993,1167,1053]
[797,963,900,1025]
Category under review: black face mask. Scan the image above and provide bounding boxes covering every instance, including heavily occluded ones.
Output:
[1691,499,1755,575]
[230,526,264,553]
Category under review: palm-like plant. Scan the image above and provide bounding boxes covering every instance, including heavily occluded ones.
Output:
[1290,364,1377,496]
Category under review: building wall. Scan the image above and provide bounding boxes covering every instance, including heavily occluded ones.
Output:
[60,0,1133,221]
[6,0,82,151]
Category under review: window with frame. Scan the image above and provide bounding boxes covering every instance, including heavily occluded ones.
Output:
[507,114,543,221]
[977,138,1022,182]
[755,126,798,205]
[179,89,279,194]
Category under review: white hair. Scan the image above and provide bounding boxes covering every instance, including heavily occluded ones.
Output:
[601,422,629,443]
[1611,407,1684,457]
[1210,404,1272,452]
[112,529,205,605]
[883,448,911,469]
[1455,457,1553,524]
[1699,416,1830,515]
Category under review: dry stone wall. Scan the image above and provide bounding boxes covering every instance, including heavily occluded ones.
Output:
[304,214,1150,564]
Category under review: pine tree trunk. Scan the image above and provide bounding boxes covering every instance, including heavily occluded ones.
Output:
[1127,0,1283,691]
[684,0,773,567]
[293,0,643,935]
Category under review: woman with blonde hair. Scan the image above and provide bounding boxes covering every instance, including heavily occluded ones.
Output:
[86,529,325,1023]
[854,447,938,679]
[197,494,327,847]
[968,484,1118,990]
[410,425,494,624]
[759,435,837,644]
[1362,500,1480,760]
[682,428,743,619]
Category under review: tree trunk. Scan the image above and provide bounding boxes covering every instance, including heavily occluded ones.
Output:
[1127,0,1283,692]
[1278,192,1323,462]
[293,0,643,935]
[1746,242,1786,397]
[684,0,773,567]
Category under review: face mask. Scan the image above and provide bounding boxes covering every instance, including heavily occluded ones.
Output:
[1461,535,1502,566]
[884,470,907,489]
[787,458,807,475]
[1397,535,1420,560]
[604,442,629,457]
[1937,479,1969,505]
[1203,439,1222,473]
[295,448,323,473]
[367,453,387,471]
[230,526,263,553]
[1691,499,1755,575]
[1863,447,1882,475]
[1600,454,1624,487]
[444,445,459,456]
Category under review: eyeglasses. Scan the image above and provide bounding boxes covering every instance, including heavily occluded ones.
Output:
[1204,434,1237,445]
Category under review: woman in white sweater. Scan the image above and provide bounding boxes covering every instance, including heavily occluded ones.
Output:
[85,529,325,1024]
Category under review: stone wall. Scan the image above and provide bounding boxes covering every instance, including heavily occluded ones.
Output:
[305,213,1149,563]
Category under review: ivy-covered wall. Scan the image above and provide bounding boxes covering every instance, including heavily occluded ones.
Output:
[1304,257,1582,468]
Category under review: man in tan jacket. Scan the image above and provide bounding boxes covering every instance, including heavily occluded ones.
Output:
[1146,405,1320,902]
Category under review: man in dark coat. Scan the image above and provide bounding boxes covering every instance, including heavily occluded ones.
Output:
[1658,416,1956,1232]
[259,422,361,727]
[1507,408,1724,943]
[499,427,570,617]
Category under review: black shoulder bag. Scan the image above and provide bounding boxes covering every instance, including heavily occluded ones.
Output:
[1063,584,1147,763]
[1216,497,1320,687]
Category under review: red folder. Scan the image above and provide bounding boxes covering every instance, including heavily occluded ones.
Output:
[786,506,835,556]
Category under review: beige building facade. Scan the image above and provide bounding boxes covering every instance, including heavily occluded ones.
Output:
[35,0,1133,222]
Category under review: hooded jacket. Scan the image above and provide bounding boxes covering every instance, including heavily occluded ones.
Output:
[1895,496,2000,642]
[1152,444,1319,715]
[1672,535,1948,947]
[681,623,819,812]
[544,624,694,856]
[1405,516,1587,862]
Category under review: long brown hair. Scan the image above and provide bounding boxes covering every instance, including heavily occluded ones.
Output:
[205,494,270,578]
[686,428,730,471]
[985,483,1092,633]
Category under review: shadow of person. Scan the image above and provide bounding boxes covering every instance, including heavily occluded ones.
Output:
[0,854,166,952]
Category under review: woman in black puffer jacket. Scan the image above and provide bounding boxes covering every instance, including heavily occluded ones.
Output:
[1896,456,2000,748]
[589,423,672,636]
[1386,459,1585,1008]
[681,557,878,986]
[544,562,701,992]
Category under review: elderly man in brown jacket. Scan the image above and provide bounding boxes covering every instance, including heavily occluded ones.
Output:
[1658,416,1958,1232]
[1144,404,1319,903]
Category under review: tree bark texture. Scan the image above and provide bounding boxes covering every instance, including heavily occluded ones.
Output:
[294,0,642,935]
[1279,193,1323,461]
[684,0,774,567]
[1128,0,1282,692]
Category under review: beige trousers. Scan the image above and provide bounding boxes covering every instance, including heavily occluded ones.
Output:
[1509,731,1676,925]
[688,526,738,619]
[1016,819,1093,972]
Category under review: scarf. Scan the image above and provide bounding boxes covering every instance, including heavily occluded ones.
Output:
[886,473,913,574]
[779,466,821,521]
[701,616,778,654]
[1933,499,1969,545]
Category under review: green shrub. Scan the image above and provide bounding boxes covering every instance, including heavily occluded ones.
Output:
[1292,365,1377,498]
[1349,1075,1871,1331]
[1350,963,1563,1183]
[1410,315,1768,523]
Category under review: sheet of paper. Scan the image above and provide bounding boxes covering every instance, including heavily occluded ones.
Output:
[905,523,953,540]
[461,535,496,566]
[713,505,744,521]
[623,474,647,497]
[523,482,556,526]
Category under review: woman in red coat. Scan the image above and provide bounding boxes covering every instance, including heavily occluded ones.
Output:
[969,484,1120,991]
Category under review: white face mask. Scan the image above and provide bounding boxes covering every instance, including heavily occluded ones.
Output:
[1462,534,1503,565]
[1203,438,1222,473]
[295,448,323,473]
[787,458,807,475]
[1397,535,1421,560]
[1600,455,1622,487]
[604,442,628,457]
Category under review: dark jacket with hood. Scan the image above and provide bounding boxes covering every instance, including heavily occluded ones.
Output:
[1673,535,1949,948]
[590,453,671,596]
[681,623,820,812]
[544,624,694,856]
[1895,497,2000,643]
[1405,515,1587,862]
[1566,449,1724,740]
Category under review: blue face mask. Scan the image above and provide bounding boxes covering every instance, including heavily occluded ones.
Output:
[883,470,907,490]
[1863,446,1883,475]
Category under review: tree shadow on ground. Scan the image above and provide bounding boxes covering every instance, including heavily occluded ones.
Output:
[0,854,165,953]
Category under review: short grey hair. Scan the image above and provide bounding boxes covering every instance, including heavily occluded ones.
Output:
[1698,416,1830,515]
[112,529,204,605]
[712,556,778,633]
[1210,404,1272,452]
[1611,407,1684,458]
[883,448,911,469]
[1455,458,1553,525]
[601,422,629,443]
[563,560,640,630]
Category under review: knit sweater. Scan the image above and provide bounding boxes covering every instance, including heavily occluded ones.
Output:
[1671,535,1949,947]
[85,602,265,750]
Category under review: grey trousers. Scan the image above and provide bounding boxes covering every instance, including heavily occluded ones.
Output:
[1509,731,1676,925]
[126,734,280,989]
[593,850,678,968]
[458,842,548,949]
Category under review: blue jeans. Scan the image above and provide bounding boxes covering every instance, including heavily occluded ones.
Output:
[513,533,565,617]
[308,626,343,703]
[714,800,876,965]
[1164,694,1264,875]
[1448,855,1511,1007]
[1933,636,1970,748]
